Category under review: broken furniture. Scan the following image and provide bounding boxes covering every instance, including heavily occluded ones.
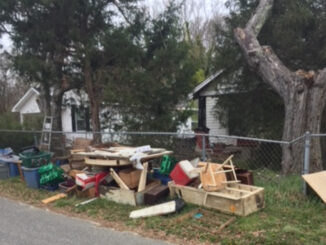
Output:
[174,208,236,234]
[168,181,264,216]
[197,155,239,192]
[144,184,169,205]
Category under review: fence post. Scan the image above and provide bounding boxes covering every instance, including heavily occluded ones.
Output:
[303,131,311,195]
[201,135,206,161]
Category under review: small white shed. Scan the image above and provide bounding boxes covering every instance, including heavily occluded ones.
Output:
[189,70,235,145]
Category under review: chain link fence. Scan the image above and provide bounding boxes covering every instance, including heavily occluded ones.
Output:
[0,129,292,185]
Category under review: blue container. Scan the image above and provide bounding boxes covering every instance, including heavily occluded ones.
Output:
[0,162,9,179]
[153,168,171,185]
[40,183,59,191]
[8,162,19,177]
[22,166,40,189]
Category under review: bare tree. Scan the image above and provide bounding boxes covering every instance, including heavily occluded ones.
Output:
[234,0,326,174]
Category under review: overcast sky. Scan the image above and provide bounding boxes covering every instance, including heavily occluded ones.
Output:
[0,0,228,52]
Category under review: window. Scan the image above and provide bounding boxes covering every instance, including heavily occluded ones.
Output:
[71,105,90,132]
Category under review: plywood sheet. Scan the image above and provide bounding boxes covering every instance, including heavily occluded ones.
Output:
[302,171,326,203]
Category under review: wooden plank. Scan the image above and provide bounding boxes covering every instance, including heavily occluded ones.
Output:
[85,157,130,166]
[110,168,130,190]
[16,160,24,182]
[42,193,67,204]
[139,151,173,162]
[174,209,199,223]
[137,162,148,192]
[129,200,176,218]
[302,171,326,203]
[216,217,236,233]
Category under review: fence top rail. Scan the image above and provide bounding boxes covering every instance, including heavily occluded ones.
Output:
[311,133,326,137]
[0,129,290,144]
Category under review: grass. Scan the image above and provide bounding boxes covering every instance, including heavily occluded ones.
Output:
[0,172,325,245]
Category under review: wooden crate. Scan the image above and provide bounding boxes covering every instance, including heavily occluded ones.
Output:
[99,180,161,206]
[168,181,264,216]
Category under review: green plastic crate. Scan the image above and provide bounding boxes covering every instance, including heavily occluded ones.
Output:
[19,151,52,168]
[159,155,177,175]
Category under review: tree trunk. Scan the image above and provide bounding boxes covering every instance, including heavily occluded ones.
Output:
[84,59,101,144]
[51,87,63,131]
[282,81,325,173]
[233,0,326,174]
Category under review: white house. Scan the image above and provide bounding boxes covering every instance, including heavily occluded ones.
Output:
[12,87,193,141]
[11,87,41,124]
[189,70,236,145]
[12,88,95,139]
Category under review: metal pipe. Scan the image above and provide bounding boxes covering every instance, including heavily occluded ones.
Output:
[303,131,311,195]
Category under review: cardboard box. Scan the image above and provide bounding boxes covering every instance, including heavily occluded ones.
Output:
[118,168,141,189]
[76,186,96,198]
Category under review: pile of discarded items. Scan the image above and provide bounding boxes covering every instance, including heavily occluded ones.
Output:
[0,140,265,219]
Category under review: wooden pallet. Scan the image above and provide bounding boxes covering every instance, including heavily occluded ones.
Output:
[168,181,264,216]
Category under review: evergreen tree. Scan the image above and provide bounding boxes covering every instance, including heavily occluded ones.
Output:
[104,4,198,132]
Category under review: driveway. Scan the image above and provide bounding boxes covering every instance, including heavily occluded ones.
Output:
[0,197,170,245]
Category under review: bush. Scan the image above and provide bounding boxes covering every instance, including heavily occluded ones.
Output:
[0,113,36,152]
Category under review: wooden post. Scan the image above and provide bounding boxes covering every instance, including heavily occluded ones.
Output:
[137,162,148,192]
[110,168,130,190]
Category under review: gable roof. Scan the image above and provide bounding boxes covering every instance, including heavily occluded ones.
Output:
[189,70,224,99]
[11,87,40,112]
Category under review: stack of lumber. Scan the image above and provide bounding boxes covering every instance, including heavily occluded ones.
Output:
[73,145,172,167]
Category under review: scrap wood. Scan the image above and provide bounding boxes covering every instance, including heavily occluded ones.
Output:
[84,157,130,167]
[174,209,200,223]
[110,168,130,190]
[65,184,77,193]
[75,197,98,207]
[216,216,236,233]
[42,193,67,204]
[302,171,326,203]
[184,210,236,235]
[129,199,184,219]
[137,162,148,192]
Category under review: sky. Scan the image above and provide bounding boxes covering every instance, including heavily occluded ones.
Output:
[0,0,228,52]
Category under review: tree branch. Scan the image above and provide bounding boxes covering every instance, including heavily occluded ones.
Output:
[234,0,293,98]
[246,0,274,36]
[112,0,133,26]
[316,67,326,86]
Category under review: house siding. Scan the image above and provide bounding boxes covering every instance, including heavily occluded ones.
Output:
[205,97,228,143]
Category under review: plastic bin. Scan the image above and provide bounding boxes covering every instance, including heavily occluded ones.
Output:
[40,183,59,191]
[19,151,52,168]
[159,155,177,175]
[8,162,19,177]
[153,168,171,185]
[22,166,40,189]
[0,162,9,179]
